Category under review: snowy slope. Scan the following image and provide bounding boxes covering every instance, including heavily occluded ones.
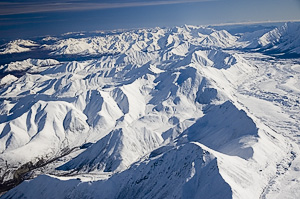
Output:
[1,22,300,199]
[3,143,233,199]
[0,58,59,72]
[0,75,17,86]
[0,40,38,54]
[57,127,163,173]
[258,22,300,54]
[200,30,239,48]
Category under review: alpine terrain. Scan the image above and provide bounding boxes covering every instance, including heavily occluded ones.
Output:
[0,22,300,199]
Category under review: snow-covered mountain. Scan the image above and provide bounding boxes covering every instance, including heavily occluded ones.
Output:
[258,22,300,54]
[0,40,39,55]
[0,22,300,199]
[0,58,59,73]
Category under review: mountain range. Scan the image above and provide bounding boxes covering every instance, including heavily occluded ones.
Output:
[0,22,300,199]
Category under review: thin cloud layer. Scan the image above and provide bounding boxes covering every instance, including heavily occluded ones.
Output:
[0,0,216,15]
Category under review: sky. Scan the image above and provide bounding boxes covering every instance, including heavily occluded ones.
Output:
[0,0,300,40]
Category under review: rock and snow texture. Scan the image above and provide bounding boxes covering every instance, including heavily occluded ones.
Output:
[0,22,300,199]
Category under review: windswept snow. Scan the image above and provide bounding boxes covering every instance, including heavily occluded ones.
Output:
[1,22,300,199]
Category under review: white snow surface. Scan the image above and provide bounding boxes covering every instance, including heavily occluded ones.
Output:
[1,22,300,199]
[0,58,59,72]
[258,22,300,53]
[0,75,17,86]
[0,39,38,54]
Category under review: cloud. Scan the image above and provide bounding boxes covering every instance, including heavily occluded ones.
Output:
[0,0,216,15]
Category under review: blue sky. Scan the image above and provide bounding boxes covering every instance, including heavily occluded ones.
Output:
[0,0,300,39]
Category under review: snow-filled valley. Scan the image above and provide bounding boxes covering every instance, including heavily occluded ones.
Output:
[0,22,300,199]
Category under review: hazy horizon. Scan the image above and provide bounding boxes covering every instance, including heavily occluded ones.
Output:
[0,0,300,40]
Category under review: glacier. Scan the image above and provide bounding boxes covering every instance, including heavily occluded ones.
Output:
[0,22,300,199]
